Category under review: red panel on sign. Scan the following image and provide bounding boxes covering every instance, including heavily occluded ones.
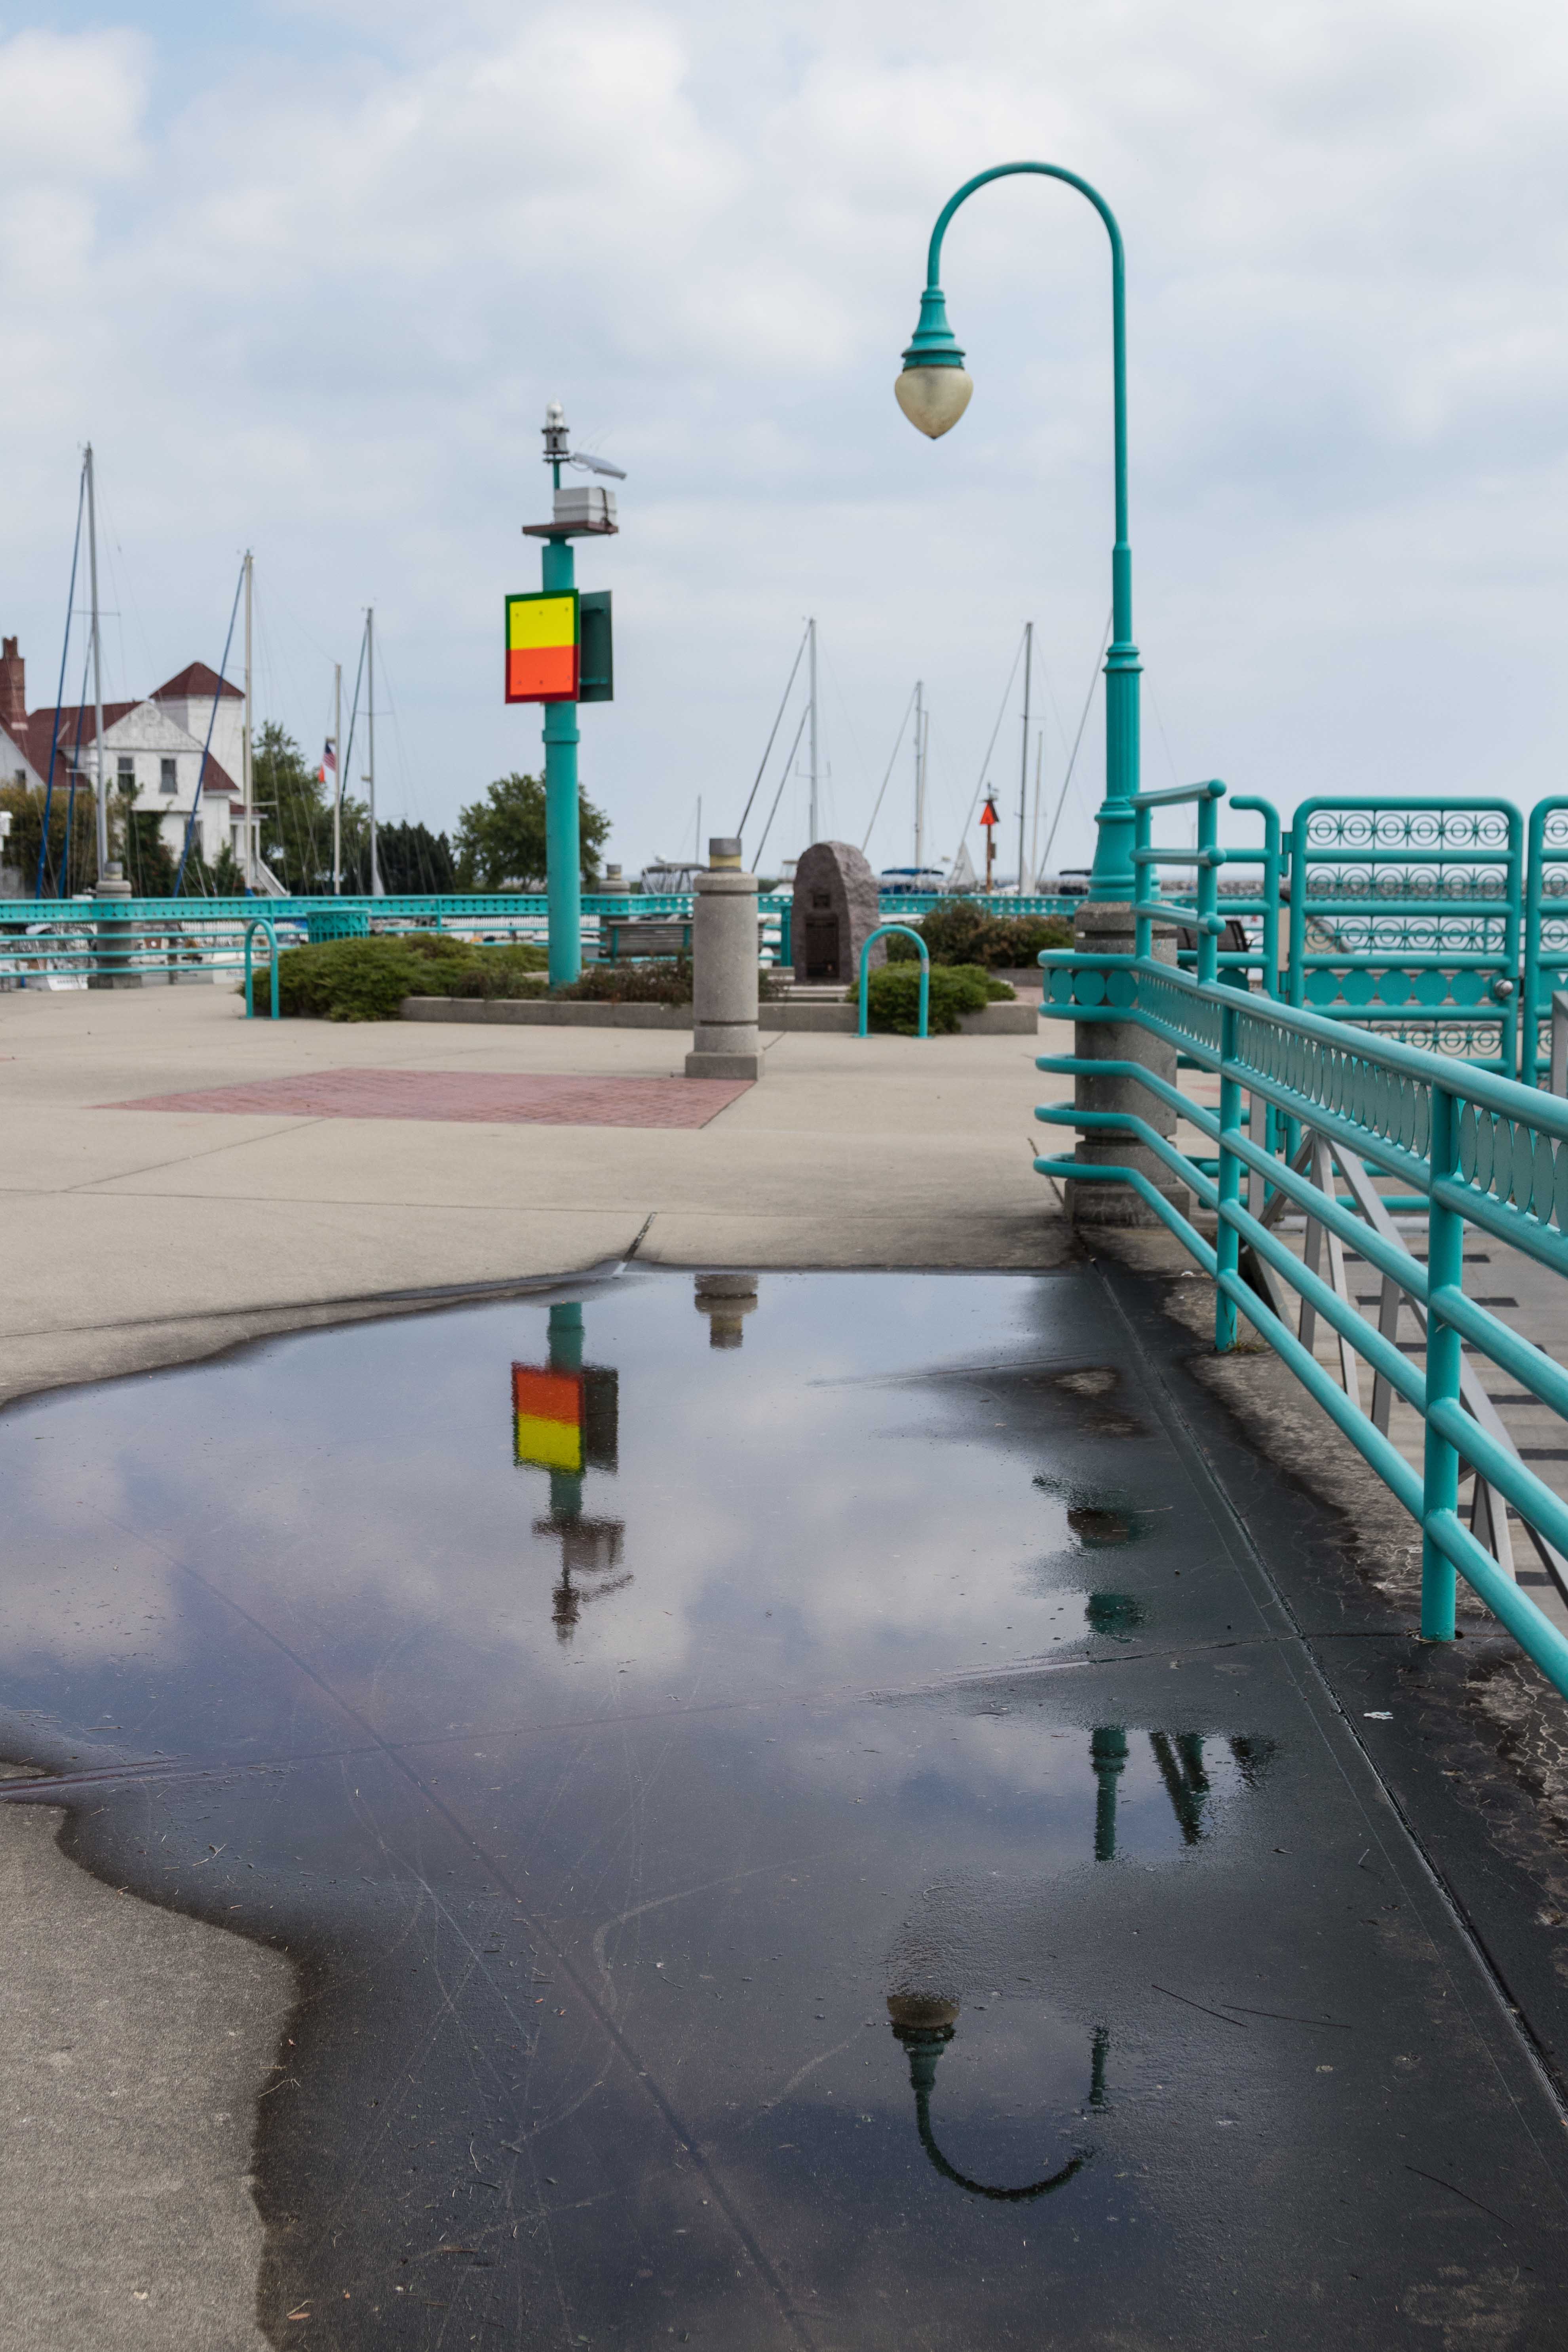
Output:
[507,644,578,702]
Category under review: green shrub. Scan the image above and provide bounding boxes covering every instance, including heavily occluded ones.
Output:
[883,899,1073,968]
[271,937,430,1020]
[556,958,692,1004]
[851,961,1015,1035]
[264,931,549,1019]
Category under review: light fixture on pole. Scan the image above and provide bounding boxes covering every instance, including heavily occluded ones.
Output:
[895,163,1140,901]
[514,402,621,988]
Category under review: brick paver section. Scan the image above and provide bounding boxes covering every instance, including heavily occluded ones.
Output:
[102,1069,753,1130]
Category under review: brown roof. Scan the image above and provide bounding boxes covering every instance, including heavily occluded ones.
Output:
[152,663,242,702]
[27,703,139,754]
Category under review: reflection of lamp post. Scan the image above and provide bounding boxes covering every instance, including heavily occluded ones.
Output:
[894,164,1140,899]
[514,1301,627,1640]
[694,1272,760,1349]
[886,1994,1093,2199]
[1090,1725,1128,1862]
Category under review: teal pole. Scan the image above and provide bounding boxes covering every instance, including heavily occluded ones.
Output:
[901,164,1139,898]
[541,533,582,987]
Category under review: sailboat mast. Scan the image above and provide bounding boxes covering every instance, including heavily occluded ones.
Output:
[86,445,108,879]
[913,680,925,870]
[242,551,254,883]
[332,661,342,896]
[1017,620,1033,894]
[367,606,378,895]
[807,617,818,847]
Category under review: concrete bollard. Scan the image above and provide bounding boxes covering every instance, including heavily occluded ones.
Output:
[88,863,143,991]
[1063,899,1188,1228]
[686,837,763,1081]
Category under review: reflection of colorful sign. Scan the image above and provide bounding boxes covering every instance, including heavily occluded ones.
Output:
[505,591,579,704]
[513,1365,584,1472]
[511,1361,619,1474]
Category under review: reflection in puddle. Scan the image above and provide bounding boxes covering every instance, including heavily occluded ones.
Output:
[0,1270,1546,2345]
[1091,1728,1276,1859]
[886,1995,1099,2200]
[514,1301,627,1640]
[694,1271,760,1347]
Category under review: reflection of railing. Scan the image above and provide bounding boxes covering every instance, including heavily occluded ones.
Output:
[1038,951,1568,1697]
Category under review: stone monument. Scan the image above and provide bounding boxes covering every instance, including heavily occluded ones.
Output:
[791,840,883,986]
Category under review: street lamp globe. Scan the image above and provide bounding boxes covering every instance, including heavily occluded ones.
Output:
[895,281,973,437]
[895,365,973,439]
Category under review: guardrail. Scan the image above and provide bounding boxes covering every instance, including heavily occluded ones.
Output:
[1035,783,1568,1701]
[858,924,929,1039]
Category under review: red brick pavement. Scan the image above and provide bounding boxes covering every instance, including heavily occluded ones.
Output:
[101,1068,753,1130]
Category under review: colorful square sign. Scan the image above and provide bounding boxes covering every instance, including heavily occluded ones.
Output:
[506,591,580,703]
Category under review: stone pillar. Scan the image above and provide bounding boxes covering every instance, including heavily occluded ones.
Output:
[686,838,762,1081]
[1063,900,1184,1227]
[88,863,143,990]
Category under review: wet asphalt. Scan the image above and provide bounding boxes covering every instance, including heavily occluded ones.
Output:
[1,1268,1564,2348]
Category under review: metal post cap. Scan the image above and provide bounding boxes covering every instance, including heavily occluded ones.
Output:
[708,838,743,868]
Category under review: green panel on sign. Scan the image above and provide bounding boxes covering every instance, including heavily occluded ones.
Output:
[579,590,614,703]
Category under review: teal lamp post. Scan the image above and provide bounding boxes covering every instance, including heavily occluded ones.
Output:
[895,164,1139,900]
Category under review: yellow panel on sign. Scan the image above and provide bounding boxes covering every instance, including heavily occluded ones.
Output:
[514,1413,584,1473]
[508,596,576,651]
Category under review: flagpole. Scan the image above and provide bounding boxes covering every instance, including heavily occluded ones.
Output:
[332,661,342,895]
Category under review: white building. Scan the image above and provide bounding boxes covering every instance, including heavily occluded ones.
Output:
[0,637,260,878]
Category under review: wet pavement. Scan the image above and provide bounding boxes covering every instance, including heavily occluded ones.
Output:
[2,1268,1566,2348]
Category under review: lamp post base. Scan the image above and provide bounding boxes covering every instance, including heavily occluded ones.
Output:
[1063,900,1188,1229]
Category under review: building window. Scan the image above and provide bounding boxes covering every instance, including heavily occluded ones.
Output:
[160,758,177,795]
[117,755,134,790]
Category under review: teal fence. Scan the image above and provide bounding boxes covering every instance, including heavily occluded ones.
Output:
[1036,777,1568,1703]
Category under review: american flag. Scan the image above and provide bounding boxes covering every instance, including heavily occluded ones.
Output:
[319,738,338,789]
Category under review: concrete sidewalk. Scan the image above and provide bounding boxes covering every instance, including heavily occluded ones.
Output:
[0,986,1072,1406]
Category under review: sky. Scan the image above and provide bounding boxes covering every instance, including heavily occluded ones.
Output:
[4,0,1568,881]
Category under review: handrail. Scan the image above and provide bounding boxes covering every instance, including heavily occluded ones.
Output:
[1036,947,1568,1698]
[859,925,929,1039]
[243,918,279,1020]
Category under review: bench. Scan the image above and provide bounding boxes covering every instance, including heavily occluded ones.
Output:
[598,918,692,963]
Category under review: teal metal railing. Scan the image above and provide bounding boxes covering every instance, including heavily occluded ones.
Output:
[1286,798,1522,1073]
[858,924,929,1038]
[1522,796,1568,1090]
[1036,934,1568,1698]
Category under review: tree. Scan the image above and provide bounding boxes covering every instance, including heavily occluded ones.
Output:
[454,772,610,889]
[376,819,456,894]
[0,779,99,897]
[251,722,332,893]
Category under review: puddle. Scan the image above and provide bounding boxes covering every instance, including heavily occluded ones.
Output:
[1,1269,1565,2346]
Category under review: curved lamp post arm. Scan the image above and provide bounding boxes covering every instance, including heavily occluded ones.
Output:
[899,161,1140,898]
[922,163,1128,565]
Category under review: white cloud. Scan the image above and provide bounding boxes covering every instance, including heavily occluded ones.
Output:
[4,0,1568,869]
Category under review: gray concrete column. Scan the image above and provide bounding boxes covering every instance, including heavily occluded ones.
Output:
[686,839,763,1081]
[88,863,143,991]
[1064,899,1187,1228]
